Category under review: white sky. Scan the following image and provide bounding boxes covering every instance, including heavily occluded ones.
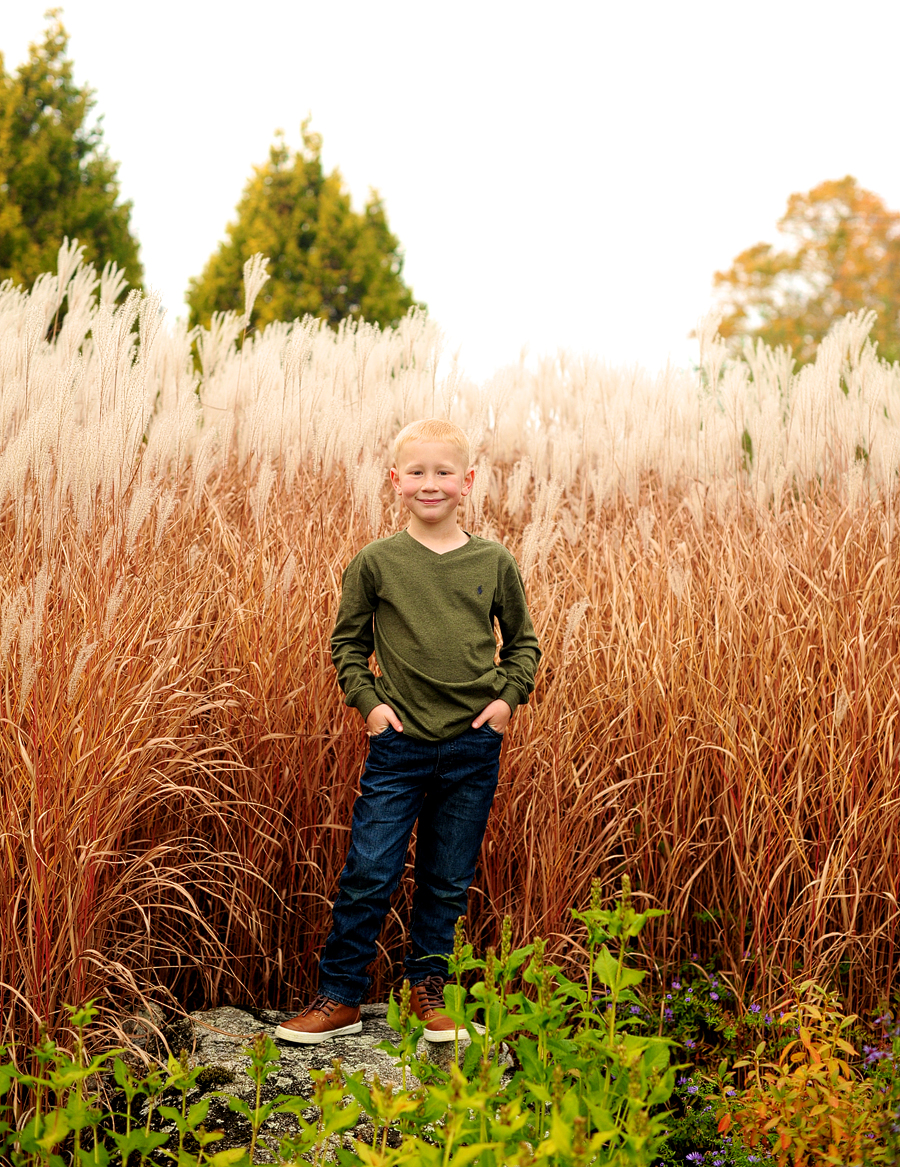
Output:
[3,0,899,381]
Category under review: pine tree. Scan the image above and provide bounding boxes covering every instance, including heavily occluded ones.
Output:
[187,123,419,332]
[0,12,142,289]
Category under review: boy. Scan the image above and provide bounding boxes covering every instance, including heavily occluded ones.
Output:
[275,419,541,1043]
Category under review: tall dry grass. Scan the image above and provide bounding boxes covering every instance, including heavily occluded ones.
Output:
[1,244,899,1048]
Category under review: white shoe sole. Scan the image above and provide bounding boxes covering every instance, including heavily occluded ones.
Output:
[423,1025,458,1043]
[423,1021,485,1043]
[274,1020,362,1044]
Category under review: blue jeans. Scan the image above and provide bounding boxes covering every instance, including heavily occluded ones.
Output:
[318,724,503,1005]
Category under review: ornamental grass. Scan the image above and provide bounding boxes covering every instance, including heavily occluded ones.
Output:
[1,244,899,1049]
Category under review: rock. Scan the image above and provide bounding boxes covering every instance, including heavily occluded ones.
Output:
[189,1003,406,1092]
[145,1004,478,1162]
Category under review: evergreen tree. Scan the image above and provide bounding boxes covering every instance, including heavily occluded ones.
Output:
[0,12,142,289]
[187,123,420,332]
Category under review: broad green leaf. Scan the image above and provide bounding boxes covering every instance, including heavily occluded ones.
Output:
[109,1129,171,1158]
[75,1143,110,1166]
[386,989,401,1031]
[36,1109,70,1150]
[188,1097,211,1127]
[112,1057,130,1089]
[207,1148,251,1167]
[448,1143,496,1166]
[592,945,620,988]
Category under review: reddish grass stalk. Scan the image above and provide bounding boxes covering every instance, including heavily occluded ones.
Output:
[2,461,899,1057]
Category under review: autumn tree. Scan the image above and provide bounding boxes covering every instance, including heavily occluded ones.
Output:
[0,12,141,288]
[714,176,900,364]
[187,123,419,332]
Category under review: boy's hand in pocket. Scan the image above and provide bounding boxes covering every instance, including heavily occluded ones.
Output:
[472,699,511,734]
[366,704,403,736]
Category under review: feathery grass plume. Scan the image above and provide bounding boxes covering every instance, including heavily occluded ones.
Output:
[190,427,218,511]
[636,506,654,552]
[696,310,728,389]
[0,588,25,663]
[67,638,98,704]
[99,260,129,307]
[52,236,85,322]
[251,456,276,531]
[4,245,900,1050]
[666,560,688,603]
[154,488,178,551]
[506,456,532,516]
[241,253,270,327]
[197,309,243,379]
[124,481,157,556]
[281,550,297,600]
[846,459,866,513]
[561,599,590,660]
[467,456,492,522]
[100,577,127,642]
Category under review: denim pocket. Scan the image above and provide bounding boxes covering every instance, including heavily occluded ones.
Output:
[481,724,505,739]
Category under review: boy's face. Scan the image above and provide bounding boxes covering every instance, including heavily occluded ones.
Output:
[390,439,474,526]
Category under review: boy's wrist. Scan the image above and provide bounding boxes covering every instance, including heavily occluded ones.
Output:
[497,686,521,714]
[353,692,384,722]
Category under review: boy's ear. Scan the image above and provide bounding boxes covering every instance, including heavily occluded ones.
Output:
[389,466,402,493]
[461,465,475,496]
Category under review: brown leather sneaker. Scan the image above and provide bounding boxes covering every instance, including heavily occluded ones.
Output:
[409,975,457,1042]
[274,994,362,1044]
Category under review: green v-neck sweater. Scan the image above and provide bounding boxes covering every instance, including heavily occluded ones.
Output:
[330,531,542,742]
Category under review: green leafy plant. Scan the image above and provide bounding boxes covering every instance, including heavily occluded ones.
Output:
[338,875,678,1166]
[0,881,681,1166]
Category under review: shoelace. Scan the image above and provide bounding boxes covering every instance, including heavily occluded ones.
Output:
[414,976,446,1012]
[306,993,341,1017]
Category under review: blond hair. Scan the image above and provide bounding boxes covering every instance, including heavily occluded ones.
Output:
[392,419,471,468]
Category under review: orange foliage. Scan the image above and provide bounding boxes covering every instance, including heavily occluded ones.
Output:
[715,176,900,364]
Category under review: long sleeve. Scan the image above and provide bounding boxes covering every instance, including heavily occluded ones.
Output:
[330,551,383,722]
[492,555,541,712]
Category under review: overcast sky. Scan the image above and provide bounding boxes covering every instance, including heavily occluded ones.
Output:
[4,0,899,380]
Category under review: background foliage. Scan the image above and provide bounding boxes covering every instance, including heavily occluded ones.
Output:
[186,122,419,333]
[0,13,141,290]
[714,176,900,365]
